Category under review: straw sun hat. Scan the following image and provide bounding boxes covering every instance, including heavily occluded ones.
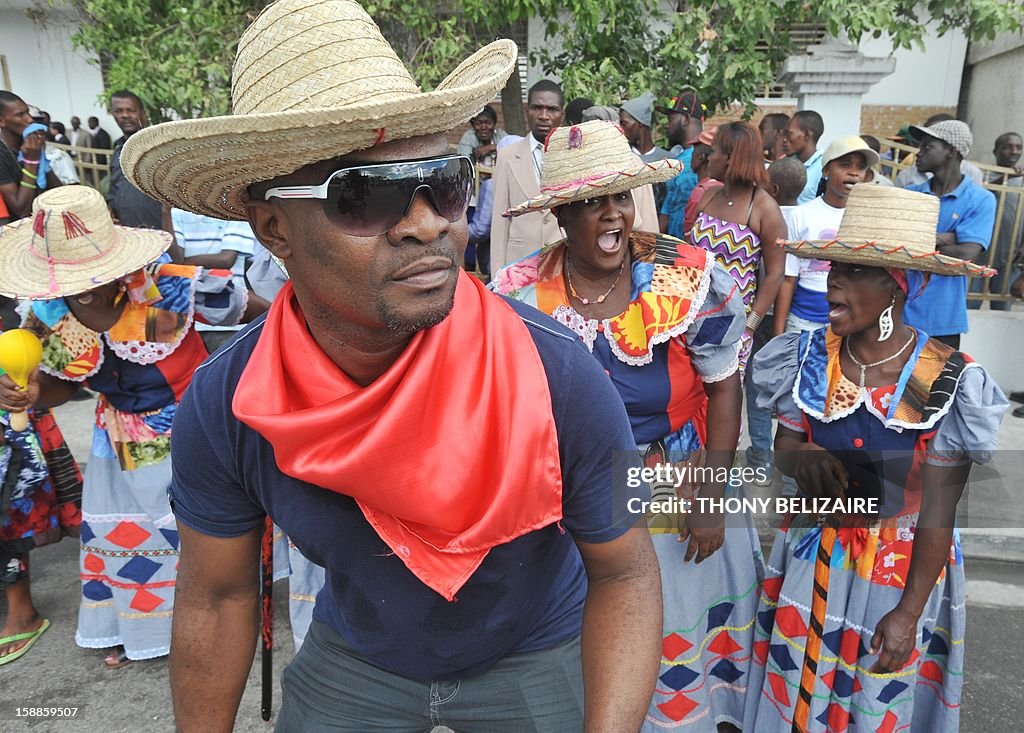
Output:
[0,186,171,299]
[784,185,995,277]
[504,120,682,217]
[120,0,518,221]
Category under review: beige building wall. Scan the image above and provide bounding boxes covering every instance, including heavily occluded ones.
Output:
[963,34,1024,164]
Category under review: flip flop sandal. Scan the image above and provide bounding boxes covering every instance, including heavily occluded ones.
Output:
[0,618,51,666]
[104,646,133,669]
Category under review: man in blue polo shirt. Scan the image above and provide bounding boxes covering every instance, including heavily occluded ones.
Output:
[119,2,663,731]
[903,120,996,349]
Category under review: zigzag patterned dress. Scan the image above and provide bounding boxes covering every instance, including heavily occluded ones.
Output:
[690,206,762,314]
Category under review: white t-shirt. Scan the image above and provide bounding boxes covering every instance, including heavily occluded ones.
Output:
[784,197,846,322]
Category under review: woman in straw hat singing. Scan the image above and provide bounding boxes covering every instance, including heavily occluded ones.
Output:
[744,185,1008,732]
[0,185,245,669]
[491,120,763,732]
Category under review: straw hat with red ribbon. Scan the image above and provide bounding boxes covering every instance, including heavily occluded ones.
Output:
[119,0,518,221]
[783,185,996,277]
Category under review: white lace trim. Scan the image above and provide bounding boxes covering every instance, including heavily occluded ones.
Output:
[701,354,740,383]
[104,272,198,365]
[550,305,599,351]
[82,512,175,527]
[790,332,971,431]
[550,248,717,368]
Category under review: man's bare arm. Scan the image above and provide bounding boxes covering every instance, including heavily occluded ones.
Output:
[171,522,262,733]
[576,524,662,733]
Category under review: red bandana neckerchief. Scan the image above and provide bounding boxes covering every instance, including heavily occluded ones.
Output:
[232,272,563,600]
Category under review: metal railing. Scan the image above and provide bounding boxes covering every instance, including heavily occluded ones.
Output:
[47,142,113,191]
[876,138,1022,306]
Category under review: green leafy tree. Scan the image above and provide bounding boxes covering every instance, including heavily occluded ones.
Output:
[52,0,259,123]
[41,0,1024,125]
[536,0,1024,115]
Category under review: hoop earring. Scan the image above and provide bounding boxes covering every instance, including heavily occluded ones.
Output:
[877,292,896,342]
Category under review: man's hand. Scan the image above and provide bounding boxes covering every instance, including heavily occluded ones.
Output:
[20,131,45,160]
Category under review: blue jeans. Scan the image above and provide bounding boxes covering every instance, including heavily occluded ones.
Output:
[744,318,775,466]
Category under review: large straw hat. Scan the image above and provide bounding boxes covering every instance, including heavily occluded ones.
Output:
[504,121,682,217]
[0,186,171,299]
[784,185,995,277]
[120,0,517,221]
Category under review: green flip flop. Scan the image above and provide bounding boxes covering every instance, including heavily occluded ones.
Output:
[0,618,51,666]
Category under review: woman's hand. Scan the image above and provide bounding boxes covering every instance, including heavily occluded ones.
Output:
[738,328,754,370]
[677,449,725,564]
[679,511,724,564]
[792,443,848,499]
[869,606,919,673]
[0,370,39,413]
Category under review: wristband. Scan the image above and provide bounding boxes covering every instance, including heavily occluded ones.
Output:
[745,311,763,331]
[21,168,37,179]
[20,158,40,165]
[20,180,37,189]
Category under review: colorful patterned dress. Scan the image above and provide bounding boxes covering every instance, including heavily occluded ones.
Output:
[491,232,765,731]
[689,208,762,313]
[0,407,83,588]
[21,261,239,661]
[745,328,1007,732]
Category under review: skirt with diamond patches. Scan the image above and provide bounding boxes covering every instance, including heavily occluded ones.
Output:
[76,425,177,661]
[642,498,764,731]
[741,515,964,733]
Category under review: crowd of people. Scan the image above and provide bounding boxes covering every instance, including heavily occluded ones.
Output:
[0,0,1019,731]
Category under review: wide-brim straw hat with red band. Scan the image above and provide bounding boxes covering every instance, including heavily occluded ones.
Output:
[0,186,171,299]
[783,184,996,277]
[119,0,518,221]
[504,120,683,217]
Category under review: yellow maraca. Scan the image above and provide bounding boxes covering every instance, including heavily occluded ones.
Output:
[0,328,43,432]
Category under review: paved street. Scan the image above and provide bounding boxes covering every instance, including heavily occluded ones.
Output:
[1,398,1023,731]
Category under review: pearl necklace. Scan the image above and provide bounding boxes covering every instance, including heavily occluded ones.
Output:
[565,252,625,306]
[844,330,916,389]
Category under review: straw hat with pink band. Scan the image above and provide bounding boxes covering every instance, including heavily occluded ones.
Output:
[0,185,171,299]
[118,0,517,221]
[503,120,683,217]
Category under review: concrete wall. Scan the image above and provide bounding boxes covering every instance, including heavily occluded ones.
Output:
[963,309,1024,394]
[963,33,1024,165]
[858,26,967,108]
[0,5,117,136]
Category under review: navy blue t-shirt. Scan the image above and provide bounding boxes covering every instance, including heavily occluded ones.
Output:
[170,297,646,680]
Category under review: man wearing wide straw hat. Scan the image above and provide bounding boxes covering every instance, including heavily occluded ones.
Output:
[121,1,661,730]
